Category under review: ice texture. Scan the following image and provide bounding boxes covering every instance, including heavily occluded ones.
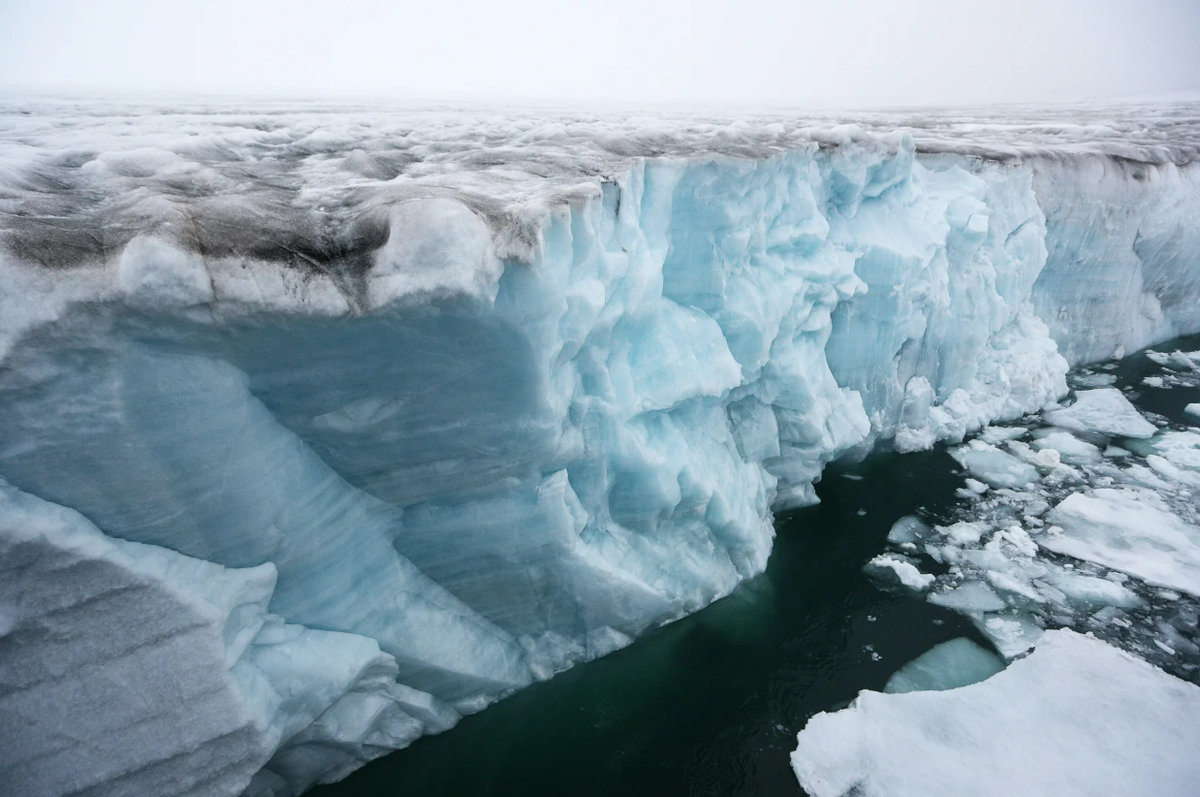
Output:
[0,479,457,797]
[1,98,1199,795]
[1045,388,1157,438]
[792,630,1200,797]
[1045,488,1200,597]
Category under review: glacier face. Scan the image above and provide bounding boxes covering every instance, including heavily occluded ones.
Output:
[0,99,1198,796]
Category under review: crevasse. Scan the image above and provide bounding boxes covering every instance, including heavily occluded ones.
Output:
[2,132,1199,797]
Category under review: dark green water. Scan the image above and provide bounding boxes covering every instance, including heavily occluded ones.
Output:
[314,446,989,797]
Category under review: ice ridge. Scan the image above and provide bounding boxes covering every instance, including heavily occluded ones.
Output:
[0,100,1198,796]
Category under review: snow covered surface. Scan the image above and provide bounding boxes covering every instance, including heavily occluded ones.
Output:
[792,629,1200,797]
[1,97,1199,795]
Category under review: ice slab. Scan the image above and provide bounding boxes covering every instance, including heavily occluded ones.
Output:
[883,637,1005,694]
[1045,388,1157,438]
[950,441,1040,489]
[1031,430,1101,465]
[867,554,935,591]
[928,581,1008,614]
[1045,488,1200,597]
[793,630,1200,797]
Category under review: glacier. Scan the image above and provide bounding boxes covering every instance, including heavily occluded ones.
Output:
[0,98,1198,796]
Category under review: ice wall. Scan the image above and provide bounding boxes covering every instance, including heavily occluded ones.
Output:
[0,107,1197,796]
[0,478,457,797]
[1030,157,1200,364]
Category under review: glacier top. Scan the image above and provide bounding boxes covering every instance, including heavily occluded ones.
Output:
[2,96,1198,270]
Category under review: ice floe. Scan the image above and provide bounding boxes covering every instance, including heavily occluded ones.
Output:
[793,630,1200,797]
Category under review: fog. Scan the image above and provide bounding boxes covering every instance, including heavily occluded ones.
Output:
[1,0,1198,107]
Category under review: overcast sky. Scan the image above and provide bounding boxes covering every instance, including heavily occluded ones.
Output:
[1,0,1197,107]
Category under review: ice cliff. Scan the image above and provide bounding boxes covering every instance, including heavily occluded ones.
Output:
[0,99,1198,796]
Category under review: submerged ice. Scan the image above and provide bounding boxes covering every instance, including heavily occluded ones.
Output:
[1,99,1199,796]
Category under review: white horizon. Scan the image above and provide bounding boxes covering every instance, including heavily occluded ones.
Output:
[1,0,1198,109]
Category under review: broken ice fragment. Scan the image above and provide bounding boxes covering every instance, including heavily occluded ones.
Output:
[1044,388,1156,439]
[950,441,1040,489]
[1044,488,1200,596]
[867,555,935,591]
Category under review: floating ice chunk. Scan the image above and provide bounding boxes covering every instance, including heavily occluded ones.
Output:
[1031,431,1102,465]
[1146,350,1200,372]
[883,638,1005,694]
[1045,488,1200,596]
[793,630,1200,797]
[985,570,1044,602]
[1072,372,1117,388]
[1186,403,1200,419]
[1146,455,1200,487]
[868,555,935,591]
[975,612,1043,658]
[1130,430,1200,470]
[1044,388,1156,438]
[978,425,1028,444]
[950,441,1040,489]
[1114,462,1176,491]
[928,581,1007,614]
[1046,571,1140,609]
[940,521,988,547]
[993,526,1038,558]
[963,478,989,494]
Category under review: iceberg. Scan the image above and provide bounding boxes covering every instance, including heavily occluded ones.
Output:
[1,98,1199,795]
[792,630,1200,797]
